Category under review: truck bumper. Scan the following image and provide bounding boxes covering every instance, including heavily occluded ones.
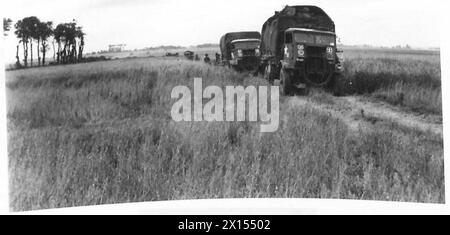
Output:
[230,57,260,70]
[283,59,338,87]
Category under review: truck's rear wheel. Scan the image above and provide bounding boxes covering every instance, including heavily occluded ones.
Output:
[280,68,292,96]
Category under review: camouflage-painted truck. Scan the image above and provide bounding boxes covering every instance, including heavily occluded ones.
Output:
[260,5,344,95]
[220,31,262,71]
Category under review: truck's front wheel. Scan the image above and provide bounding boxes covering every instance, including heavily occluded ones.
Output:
[327,73,345,96]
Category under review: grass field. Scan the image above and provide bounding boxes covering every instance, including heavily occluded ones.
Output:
[6,48,444,211]
[342,48,441,115]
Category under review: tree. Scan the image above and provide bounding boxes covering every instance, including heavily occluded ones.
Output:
[3,18,12,36]
[37,21,53,66]
[53,23,65,63]
[52,40,56,61]
[76,26,85,61]
[25,17,41,67]
[64,21,78,63]
[15,16,40,67]
[14,20,29,67]
[54,20,80,63]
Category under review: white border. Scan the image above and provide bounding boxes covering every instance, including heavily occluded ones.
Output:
[440,0,450,213]
[0,9,10,214]
[1,1,450,215]
[8,199,448,215]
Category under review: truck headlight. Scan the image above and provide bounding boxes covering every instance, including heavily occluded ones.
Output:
[326,47,334,54]
[237,49,243,57]
[297,44,305,57]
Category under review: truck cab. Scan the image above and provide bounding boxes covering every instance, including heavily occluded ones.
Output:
[260,5,344,95]
[220,31,262,72]
[281,28,343,88]
[229,39,261,71]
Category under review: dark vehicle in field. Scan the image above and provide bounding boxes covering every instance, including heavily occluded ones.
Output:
[165,52,179,57]
[260,5,344,95]
[220,31,262,71]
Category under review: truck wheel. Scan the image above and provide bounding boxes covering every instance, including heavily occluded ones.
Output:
[329,74,344,96]
[280,68,292,96]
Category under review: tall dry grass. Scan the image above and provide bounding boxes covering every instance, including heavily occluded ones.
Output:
[6,51,444,211]
[342,49,441,114]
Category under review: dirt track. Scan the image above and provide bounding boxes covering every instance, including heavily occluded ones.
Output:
[286,94,443,136]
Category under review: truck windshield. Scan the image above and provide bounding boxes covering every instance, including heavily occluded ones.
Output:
[294,32,335,45]
[232,41,260,50]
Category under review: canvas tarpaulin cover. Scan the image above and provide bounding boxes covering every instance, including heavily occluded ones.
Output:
[261,5,335,60]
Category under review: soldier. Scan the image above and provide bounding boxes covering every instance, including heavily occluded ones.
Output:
[203,54,211,64]
[215,53,221,64]
[194,54,200,61]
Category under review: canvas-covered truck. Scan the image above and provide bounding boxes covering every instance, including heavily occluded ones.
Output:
[260,5,344,95]
[220,31,262,71]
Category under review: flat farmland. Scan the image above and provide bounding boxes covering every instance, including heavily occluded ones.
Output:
[6,48,444,211]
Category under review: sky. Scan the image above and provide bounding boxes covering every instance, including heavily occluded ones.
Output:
[0,0,444,59]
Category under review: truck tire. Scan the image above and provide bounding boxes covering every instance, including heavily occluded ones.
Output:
[328,73,344,96]
[280,68,292,96]
[255,63,265,76]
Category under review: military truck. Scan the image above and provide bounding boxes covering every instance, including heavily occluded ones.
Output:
[260,5,344,95]
[220,31,262,71]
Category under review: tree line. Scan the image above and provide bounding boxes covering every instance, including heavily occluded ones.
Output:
[3,17,85,68]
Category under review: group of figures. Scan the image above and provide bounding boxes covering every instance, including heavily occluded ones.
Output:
[183,51,222,65]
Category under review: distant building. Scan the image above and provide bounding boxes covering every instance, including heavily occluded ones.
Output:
[108,44,126,52]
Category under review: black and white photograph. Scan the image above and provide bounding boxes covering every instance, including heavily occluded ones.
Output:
[0,0,448,215]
